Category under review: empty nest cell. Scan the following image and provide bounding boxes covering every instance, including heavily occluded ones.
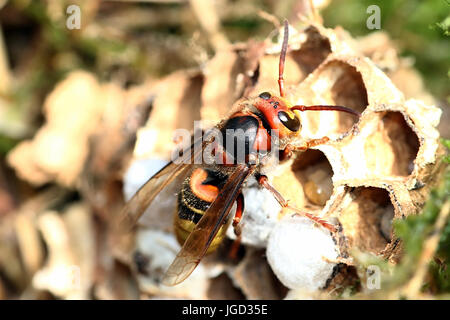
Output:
[207,273,246,300]
[289,26,332,75]
[303,60,368,136]
[329,62,368,132]
[292,149,334,208]
[247,26,332,99]
[381,111,420,176]
[339,187,395,254]
[232,248,288,300]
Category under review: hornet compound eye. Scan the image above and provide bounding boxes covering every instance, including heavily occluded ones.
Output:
[278,111,300,132]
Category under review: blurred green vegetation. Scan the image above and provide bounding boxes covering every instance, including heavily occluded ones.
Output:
[392,139,450,296]
[350,140,449,298]
[322,0,450,102]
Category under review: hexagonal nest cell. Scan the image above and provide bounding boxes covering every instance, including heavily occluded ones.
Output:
[329,63,368,131]
[339,187,395,254]
[289,26,332,75]
[381,111,420,176]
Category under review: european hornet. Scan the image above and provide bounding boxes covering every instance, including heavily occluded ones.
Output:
[118,20,359,286]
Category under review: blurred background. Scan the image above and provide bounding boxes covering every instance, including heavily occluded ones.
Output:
[0,0,448,299]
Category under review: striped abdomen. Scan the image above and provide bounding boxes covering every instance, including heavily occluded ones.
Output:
[174,167,231,253]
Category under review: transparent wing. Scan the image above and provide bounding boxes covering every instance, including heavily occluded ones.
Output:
[162,164,253,286]
[117,161,189,233]
[116,128,216,233]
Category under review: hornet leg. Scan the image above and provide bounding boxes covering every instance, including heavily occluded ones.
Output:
[229,193,244,260]
[280,136,330,161]
[256,174,336,232]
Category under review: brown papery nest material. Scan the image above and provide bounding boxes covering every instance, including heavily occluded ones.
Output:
[7,20,443,299]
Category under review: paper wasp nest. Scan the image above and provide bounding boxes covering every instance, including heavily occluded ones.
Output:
[126,22,443,299]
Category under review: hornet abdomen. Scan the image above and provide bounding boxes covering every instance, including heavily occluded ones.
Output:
[175,167,231,253]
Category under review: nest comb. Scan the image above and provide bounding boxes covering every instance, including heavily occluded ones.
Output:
[131,22,444,298]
